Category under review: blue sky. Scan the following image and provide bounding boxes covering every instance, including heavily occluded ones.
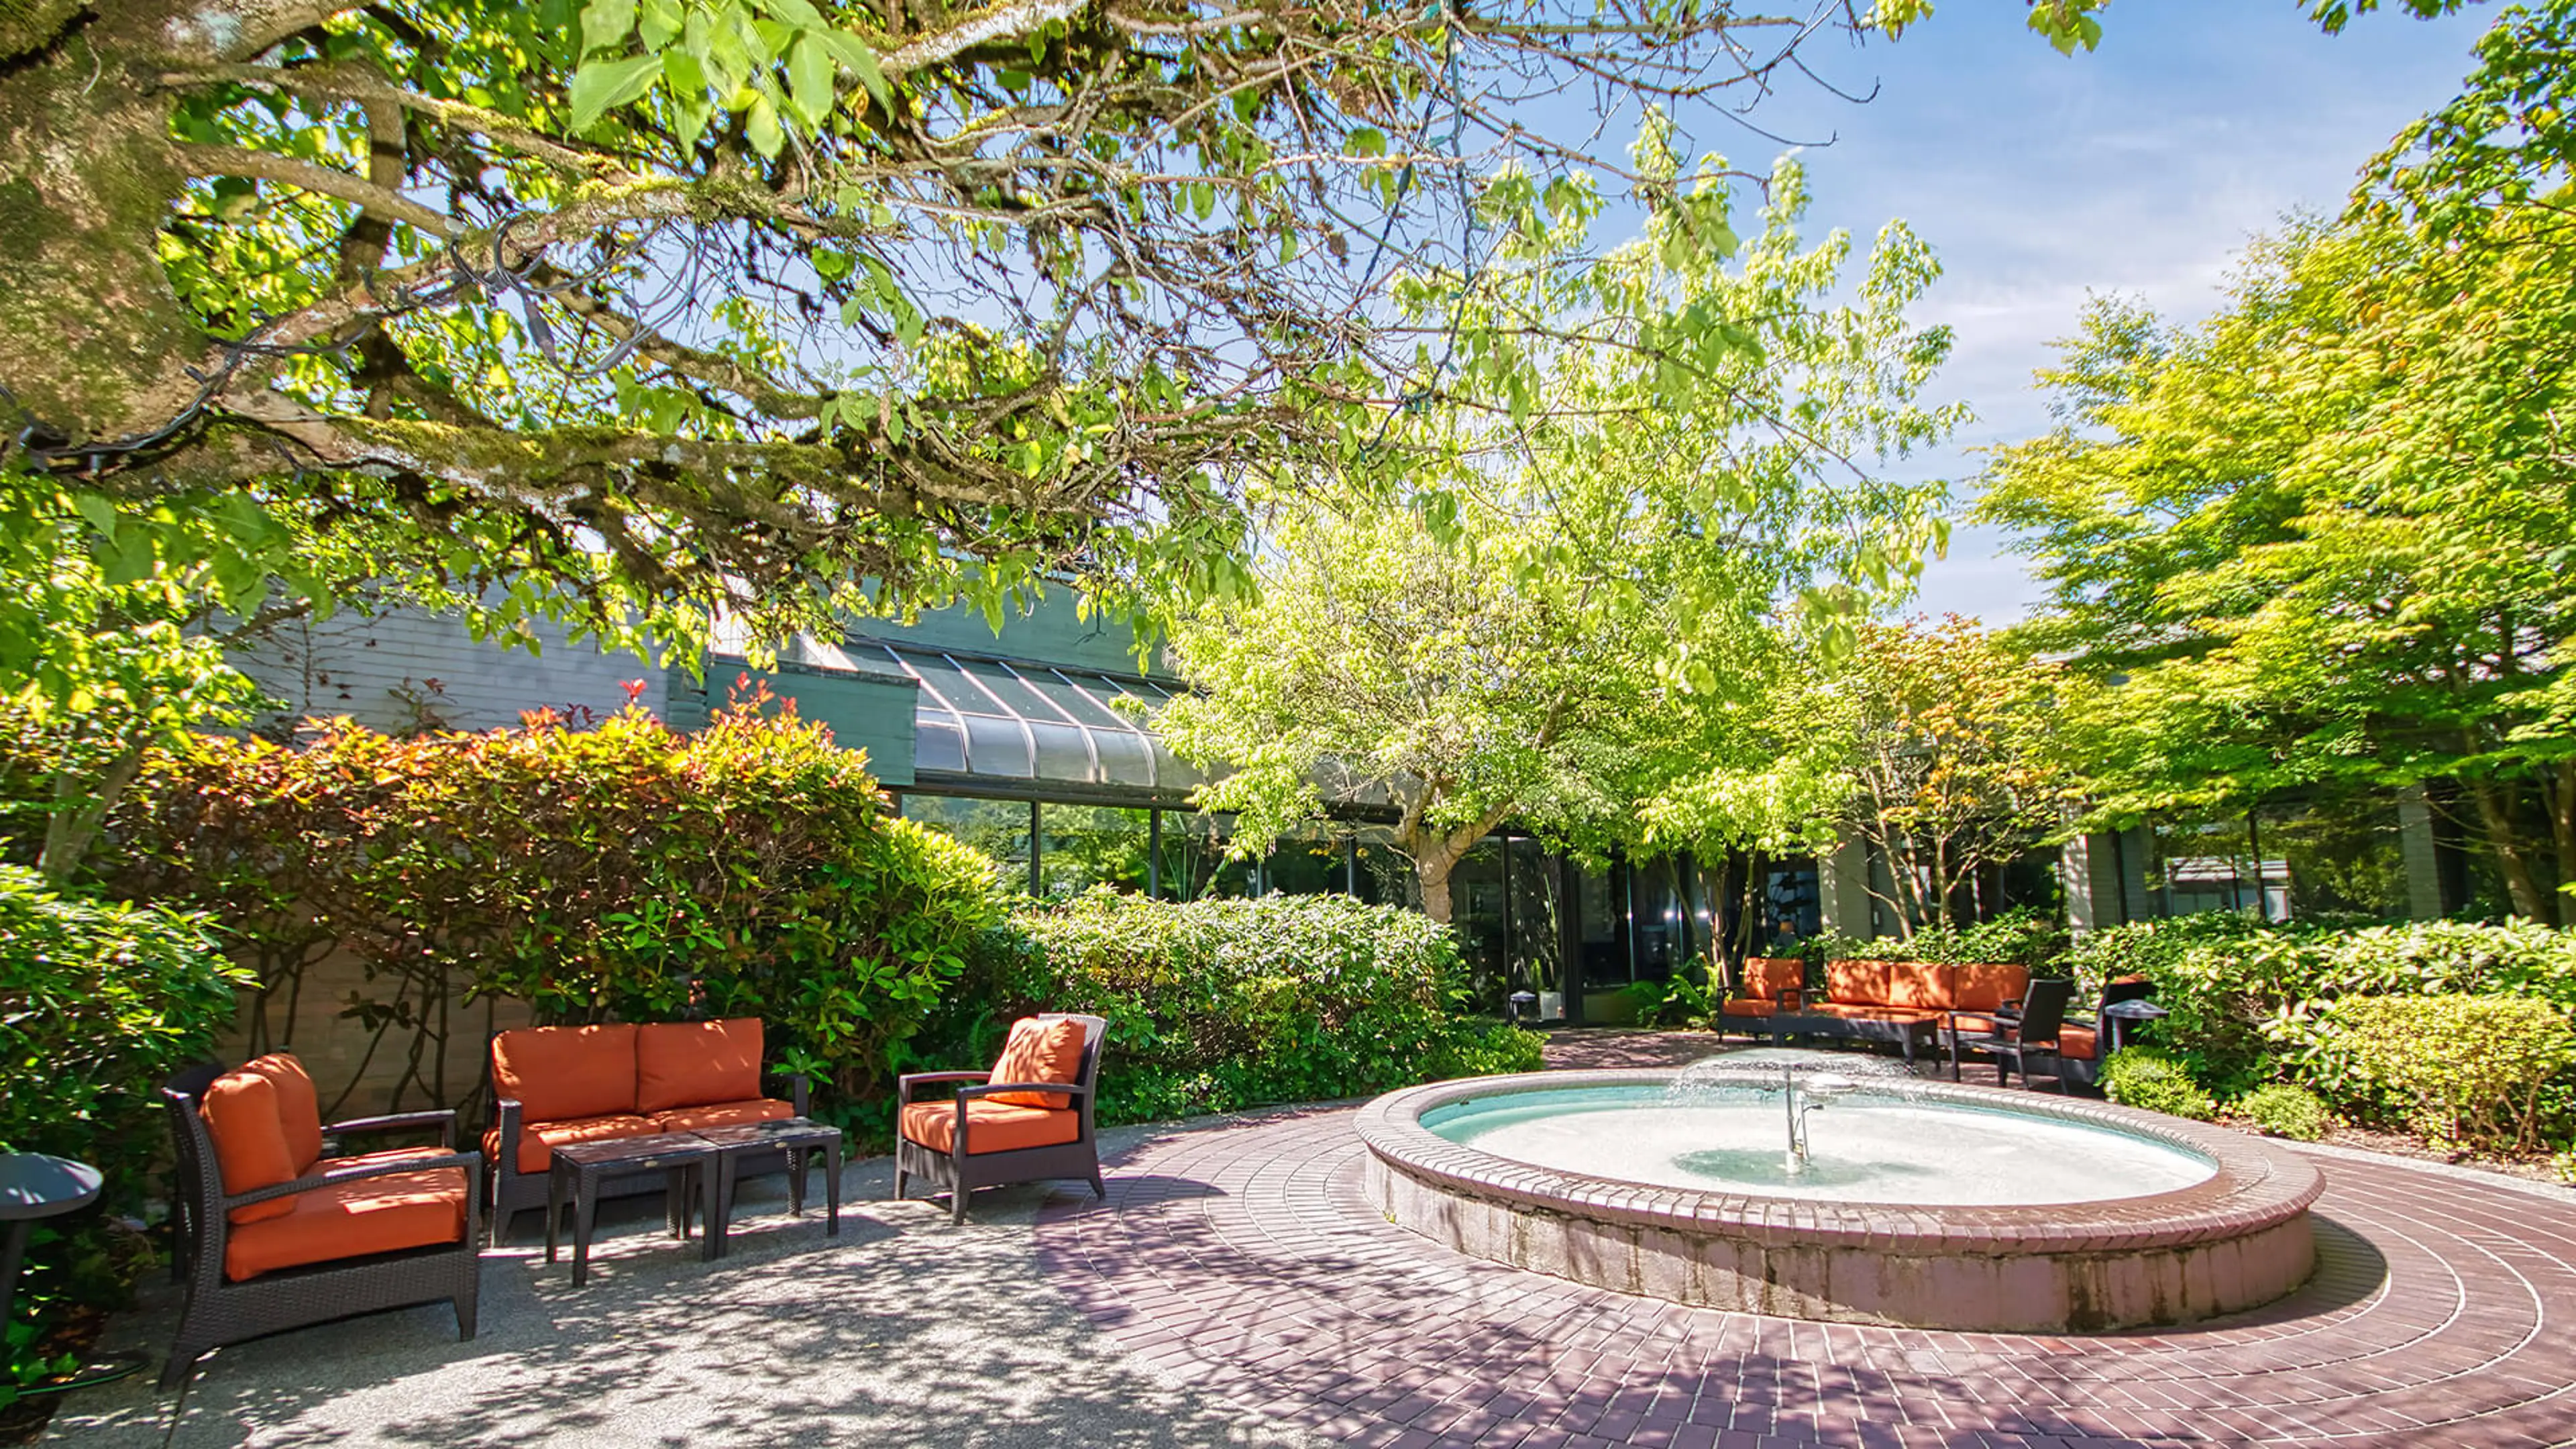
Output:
[1686,1,2496,623]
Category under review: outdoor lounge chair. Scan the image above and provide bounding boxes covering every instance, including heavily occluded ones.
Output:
[895,1014,1106,1224]
[160,1056,480,1389]
[1947,977,2078,1091]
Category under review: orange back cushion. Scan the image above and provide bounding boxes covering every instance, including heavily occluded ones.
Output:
[1826,959,1897,1006]
[492,1024,639,1122]
[1741,958,1805,1001]
[1949,963,2031,1013]
[987,1017,1087,1109]
[1880,962,1955,1011]
[200,1069,300,1224]
[635,1018,765,1113]
[244,1053,323,1171]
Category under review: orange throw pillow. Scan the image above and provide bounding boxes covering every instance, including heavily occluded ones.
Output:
[987,1018,1085,1109]
[200,1069,301,1224]
[635,1018,764,1113]
[244,1053,324,1172]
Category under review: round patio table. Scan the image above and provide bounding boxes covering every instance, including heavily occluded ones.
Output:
[0,1153,146,1394]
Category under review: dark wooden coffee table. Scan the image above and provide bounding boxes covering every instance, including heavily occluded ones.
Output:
[1756,1010,1938,1065]
[694,1118,843,1258]
[545,1131,716,1286]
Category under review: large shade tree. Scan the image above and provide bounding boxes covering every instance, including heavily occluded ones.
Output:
[1154,144,1960,922]
[0,0,2093,659]
[1982,209,2576,923]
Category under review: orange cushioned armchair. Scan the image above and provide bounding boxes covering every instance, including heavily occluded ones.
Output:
[1718,957,1810,1028]
[160,1055,480,1389]
[896,1014,1106,1224]
[484,1018,808,1244]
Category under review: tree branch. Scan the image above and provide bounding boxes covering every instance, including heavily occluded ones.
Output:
[172,141,457,238]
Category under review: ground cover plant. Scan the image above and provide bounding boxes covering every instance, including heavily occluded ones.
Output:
[926,890,1545,1126]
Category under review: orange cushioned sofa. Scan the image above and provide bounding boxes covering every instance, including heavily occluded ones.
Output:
[161,1054,480,1389]
[1722,958,2040,1069]
[484,1018,808,1243]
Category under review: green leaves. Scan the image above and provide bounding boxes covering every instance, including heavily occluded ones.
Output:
[569,54,663,129]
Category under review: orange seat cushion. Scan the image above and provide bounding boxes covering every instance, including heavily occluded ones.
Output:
[200,1069,301,1225]
[1948,1012,2007,1037]
[1739,959,1804,1002]
[636,1018,765,1114]
[1719,999,1776,1018]
[650,1098,795,1134]
[1813,1003,1939,1024]
[492,1024,640,1123]
[2059,1026,2099,1061]
[987,1018,1086,1109]
[1949,963,2031,1013]
[243,1054,324,1172]
[223,1162,468,1282]
[486,1112,661,1175]
[898,1099,1081,1156]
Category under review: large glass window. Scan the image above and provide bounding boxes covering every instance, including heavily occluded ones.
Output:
[900,795,1029,892]
[1448,837,1509,1009]
[1575,863,1629,991]
[1507,836,1564,1006]
[1630,857,1690,983]
[1352,826,1417,909]
[1039,804,1151,897]
[1155,809,1253,900]
[1264,823,1348,896]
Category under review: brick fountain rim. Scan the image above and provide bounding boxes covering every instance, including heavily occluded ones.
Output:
[1355,1069,2328,1331]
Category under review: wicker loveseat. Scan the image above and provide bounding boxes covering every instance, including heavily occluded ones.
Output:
[484,1019,807,1243]
[161,1055,480,1389]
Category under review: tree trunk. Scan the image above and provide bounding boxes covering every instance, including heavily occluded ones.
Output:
[2463,776,2556,922]
[0,1,220,452]
[36,745,144,883]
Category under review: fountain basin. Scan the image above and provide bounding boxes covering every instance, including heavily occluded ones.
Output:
[1357,1069,2324,1333]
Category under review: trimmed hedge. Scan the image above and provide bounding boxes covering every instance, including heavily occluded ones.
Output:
[106,699,1000,1110]
[0,867,248,1402]
[2233,1083,2332,1142]
[2326,994,2573,1151]
[924,890,1545,1124]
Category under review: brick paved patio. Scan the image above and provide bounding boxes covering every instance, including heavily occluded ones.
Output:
[1034,1036,2576,1448]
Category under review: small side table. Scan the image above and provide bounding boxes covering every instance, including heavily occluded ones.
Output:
[1,1153,145,1394]
[2101,998,2170,1054]
[695,1119,843,1260]
[545,1133,716,1287]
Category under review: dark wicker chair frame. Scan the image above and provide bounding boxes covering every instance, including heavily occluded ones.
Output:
[160,1064,481,1391]
[1948,977,2079,1091]
[486,1058,808,1246]
[894,1013,1108,1224]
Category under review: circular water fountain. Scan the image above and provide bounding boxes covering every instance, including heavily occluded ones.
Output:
[1357,1050,2323,1332]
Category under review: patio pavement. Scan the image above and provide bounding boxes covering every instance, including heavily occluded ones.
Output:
[46,1030,2576,1448]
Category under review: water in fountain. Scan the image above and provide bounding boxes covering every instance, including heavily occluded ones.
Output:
[1424,1046,2218,1204]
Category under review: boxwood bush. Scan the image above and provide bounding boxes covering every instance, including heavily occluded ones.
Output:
[2100,1048,2215,1121]
[2323,994,2573,1151]
[923,890,1544,1124]
[2232,1083,2332,1142]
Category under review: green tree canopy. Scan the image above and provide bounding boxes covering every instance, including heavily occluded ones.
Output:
[0,0,2004,684]
[1982,208,2576,922]
[1154,146,1961,921]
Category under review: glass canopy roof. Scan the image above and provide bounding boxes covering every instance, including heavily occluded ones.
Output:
[853,639,1204,794]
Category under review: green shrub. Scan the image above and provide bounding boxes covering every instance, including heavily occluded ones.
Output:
[0,867,248,1403]
[2101,1048,2216,1120]
[2324,994,2574,1151]
[1624,965,1721,1029]
[2064,915,2576,1106]
[2233,1083,2332,1142]
[925,890,1544,1125]
[105,696,1000,1113]
[1803,907,2065,971]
